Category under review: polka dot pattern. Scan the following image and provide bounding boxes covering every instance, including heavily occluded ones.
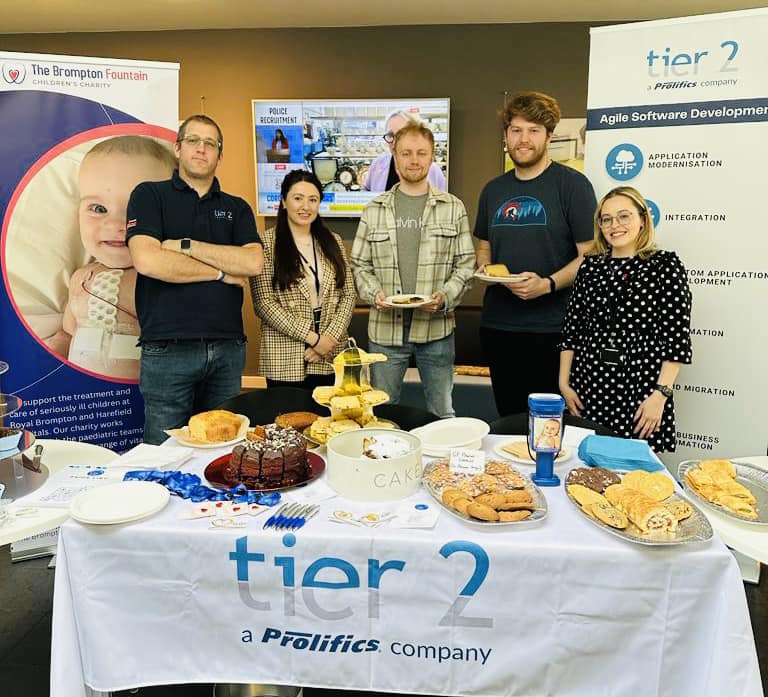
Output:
[561,251,692,452]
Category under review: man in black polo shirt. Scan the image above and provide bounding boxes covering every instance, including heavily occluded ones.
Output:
[127,114,263,444]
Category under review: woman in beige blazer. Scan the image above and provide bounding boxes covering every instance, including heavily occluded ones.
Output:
[249,170,356,389]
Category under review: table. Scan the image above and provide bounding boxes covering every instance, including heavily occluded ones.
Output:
[50,436,763,697]
[0,439,116,547]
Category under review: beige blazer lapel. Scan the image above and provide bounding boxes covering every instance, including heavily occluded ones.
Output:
[318,251,335,305]
[294,268,312,304]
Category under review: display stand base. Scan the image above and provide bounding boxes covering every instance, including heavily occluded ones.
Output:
[532,473,561,487]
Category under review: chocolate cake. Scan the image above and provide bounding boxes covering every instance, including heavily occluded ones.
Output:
[224,424,308,488]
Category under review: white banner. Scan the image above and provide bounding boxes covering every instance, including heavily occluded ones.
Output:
[0,51,178,451]
[584,9,768,465]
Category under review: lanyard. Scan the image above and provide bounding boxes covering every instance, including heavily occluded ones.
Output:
[298,241,321,298]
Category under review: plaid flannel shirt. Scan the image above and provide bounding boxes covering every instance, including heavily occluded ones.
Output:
[351,184,476,346]
[249,228,356,382]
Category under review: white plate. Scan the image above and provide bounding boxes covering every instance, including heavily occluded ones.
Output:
[493,436,572,466]
[474,271,526,284]
[383,294,431,308]
[165,414,249,448]
[70,481,170,525]
[411,417,490,457]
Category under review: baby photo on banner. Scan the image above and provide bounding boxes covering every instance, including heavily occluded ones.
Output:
[0,51,179,451]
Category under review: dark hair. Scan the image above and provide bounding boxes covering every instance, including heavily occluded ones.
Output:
[177,114,224,154]
[273,170,346,292]
[501,91,561,133]
[273,129,289,147]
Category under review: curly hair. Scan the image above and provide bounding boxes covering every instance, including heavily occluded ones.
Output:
[501,92,561,133]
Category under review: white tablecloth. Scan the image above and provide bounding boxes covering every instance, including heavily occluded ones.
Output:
[50,437,763,697]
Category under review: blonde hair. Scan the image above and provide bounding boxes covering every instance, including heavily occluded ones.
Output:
[590,186,657,259]
[393,121,435,151]
[83,135,177,171]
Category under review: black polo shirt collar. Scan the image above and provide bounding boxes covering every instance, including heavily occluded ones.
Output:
[171,168,221,200]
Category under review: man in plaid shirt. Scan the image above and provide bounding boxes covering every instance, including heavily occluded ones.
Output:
[351,122,475,417]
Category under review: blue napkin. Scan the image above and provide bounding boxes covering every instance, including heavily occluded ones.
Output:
[577,435,664,472]
[123,470,281,505]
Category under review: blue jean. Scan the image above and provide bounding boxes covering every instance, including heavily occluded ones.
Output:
[139,338,246,445]
[369,332,455,418]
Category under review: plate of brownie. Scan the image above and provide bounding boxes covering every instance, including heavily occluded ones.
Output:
[204,423,326,492]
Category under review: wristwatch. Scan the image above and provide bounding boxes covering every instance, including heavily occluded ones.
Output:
[655,384,673,398]
[180,238,192,256]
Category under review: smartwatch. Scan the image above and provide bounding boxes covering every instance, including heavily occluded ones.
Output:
[547,276,556,294]
[655,384,673,398]
[180,238,192,256]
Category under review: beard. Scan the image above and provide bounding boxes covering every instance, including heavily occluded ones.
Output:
[508,142,548,170]
[398,165,429,185]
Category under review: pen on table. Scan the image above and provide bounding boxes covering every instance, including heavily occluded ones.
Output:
[295,505,320,529]
[274,503,302,529]
[291,505,319,530]
[283,504,313,529]
[263,502,291,529]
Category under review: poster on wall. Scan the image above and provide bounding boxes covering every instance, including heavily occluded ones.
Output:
[0,51,179,451]
[252,98,450,217]
[584,9,768,463]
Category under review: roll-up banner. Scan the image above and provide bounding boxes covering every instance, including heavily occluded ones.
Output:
[584,9,768,465]
[0,52,179,451]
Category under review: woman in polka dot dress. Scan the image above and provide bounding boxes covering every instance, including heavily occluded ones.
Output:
[558,186,692,452]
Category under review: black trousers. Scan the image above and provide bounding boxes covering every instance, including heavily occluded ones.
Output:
[266,373,334,391]
[480,327,561,417]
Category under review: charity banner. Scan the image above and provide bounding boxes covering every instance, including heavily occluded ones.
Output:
[584,9,768,463]
[0,51,179,451]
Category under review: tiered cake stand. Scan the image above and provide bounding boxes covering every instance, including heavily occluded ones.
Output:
[306,340,394,444]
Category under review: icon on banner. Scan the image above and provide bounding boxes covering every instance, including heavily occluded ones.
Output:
[2,64,26,84]
[645,198,660,228]
[605,143,643,181]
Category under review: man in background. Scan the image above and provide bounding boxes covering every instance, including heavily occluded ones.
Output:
[127,114,264,444]
[364,109,447,192]
[474,91,596,416]
[352,122,475,417]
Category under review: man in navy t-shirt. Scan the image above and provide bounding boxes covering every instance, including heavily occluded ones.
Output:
[474,92,596,417]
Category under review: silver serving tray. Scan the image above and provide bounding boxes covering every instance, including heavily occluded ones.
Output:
[678,460,768,526]
[565,471,713,546]
[422,460,548,526]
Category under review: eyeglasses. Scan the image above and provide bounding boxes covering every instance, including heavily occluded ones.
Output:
[179,135,221,150]
[383,132,396,144]
[598,211,638,229]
